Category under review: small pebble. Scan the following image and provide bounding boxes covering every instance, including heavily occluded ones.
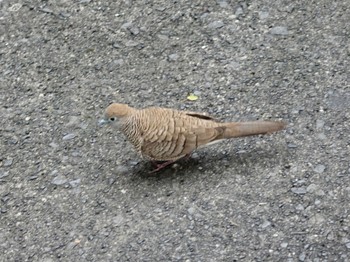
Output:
[299,252,306,261]
[49,142,59,148]
[108,177,116,185]
[0,172,9,179]
[346,242,350,249]
[317,133,327,140]
[187,207,196,215]
[1,195,10,202]
[113,215,124,226]
[155,6,166,11]
[113,59,124,66]
[309,213,325,224]
[314,164,325,173]
[129,27,139,35]
[191,152,200,159]
[125,40,139,47]
[235,7,243,16]
[237,150,247,154]
[66,116,80,127]
[208,21,224,29]
[259,11,269,19]
[121,22,133,30]
[69,179,81,188]
[218,0,228,8]
[193,90,201,96]
[63,133,76,140]
[113,42,121,49]
[51,174,67,185]
[172,163,180,169]
[261,220,271,228]
[157,34,169,41]
[41,8,53,14]
[291,187,307,195]
[280,242,288,248]
[9,138,18,145]
[71,151,80,157]
[154,208,162,213]
[98,119,108,126]
[228,61,240,70]
[306,183,317,193]
[4,158,13,167]
[295,204,304,210]
[315,189,325,196]
[49,170,58,176]
[128,161,139,166]
[9,3,22,12]
[168,53,179,61]
[316,119,325,129]
[287,143,297,148]
[116,165,129,174]
[59,12,70,18]
[270,26,289,35]
[121,22,139,35]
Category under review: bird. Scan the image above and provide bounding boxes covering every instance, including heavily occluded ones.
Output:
[99,103,286,173]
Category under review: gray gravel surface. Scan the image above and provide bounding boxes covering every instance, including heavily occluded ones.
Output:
[1,0,350,261]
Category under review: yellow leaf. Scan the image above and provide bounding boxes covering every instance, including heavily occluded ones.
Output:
[187,93,198,101]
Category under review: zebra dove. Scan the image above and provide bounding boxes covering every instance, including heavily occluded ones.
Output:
[100,103,286,172]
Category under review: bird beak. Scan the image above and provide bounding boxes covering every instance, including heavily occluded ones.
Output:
[98,118,109,126]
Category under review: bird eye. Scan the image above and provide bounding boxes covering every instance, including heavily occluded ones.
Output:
[110,117,115,121]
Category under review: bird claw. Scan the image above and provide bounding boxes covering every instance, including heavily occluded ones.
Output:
[148,154,192,173]
[148,160,176,174]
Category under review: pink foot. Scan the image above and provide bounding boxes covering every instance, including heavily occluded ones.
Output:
[149,160,176,174]
[148,154,192,173]
[183,153,192,161]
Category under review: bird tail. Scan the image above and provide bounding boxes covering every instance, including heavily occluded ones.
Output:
[218,121,286,139]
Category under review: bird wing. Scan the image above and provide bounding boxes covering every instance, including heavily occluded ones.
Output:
[138,108,223,161]
[184,111,220,122]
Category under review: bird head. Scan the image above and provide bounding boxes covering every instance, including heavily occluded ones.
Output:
[98,103,132,126]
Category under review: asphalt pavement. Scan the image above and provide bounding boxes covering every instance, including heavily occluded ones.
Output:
[1,0,349,261]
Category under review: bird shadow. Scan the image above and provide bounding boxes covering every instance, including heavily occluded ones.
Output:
[131,157,201,179]
[129,144,288,180]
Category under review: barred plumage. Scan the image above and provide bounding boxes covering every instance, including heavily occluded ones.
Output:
[102,103,286,164]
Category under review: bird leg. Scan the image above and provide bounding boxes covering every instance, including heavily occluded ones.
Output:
[149,154,192,173]
[149,160,176,173]
[183,153,192,161]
